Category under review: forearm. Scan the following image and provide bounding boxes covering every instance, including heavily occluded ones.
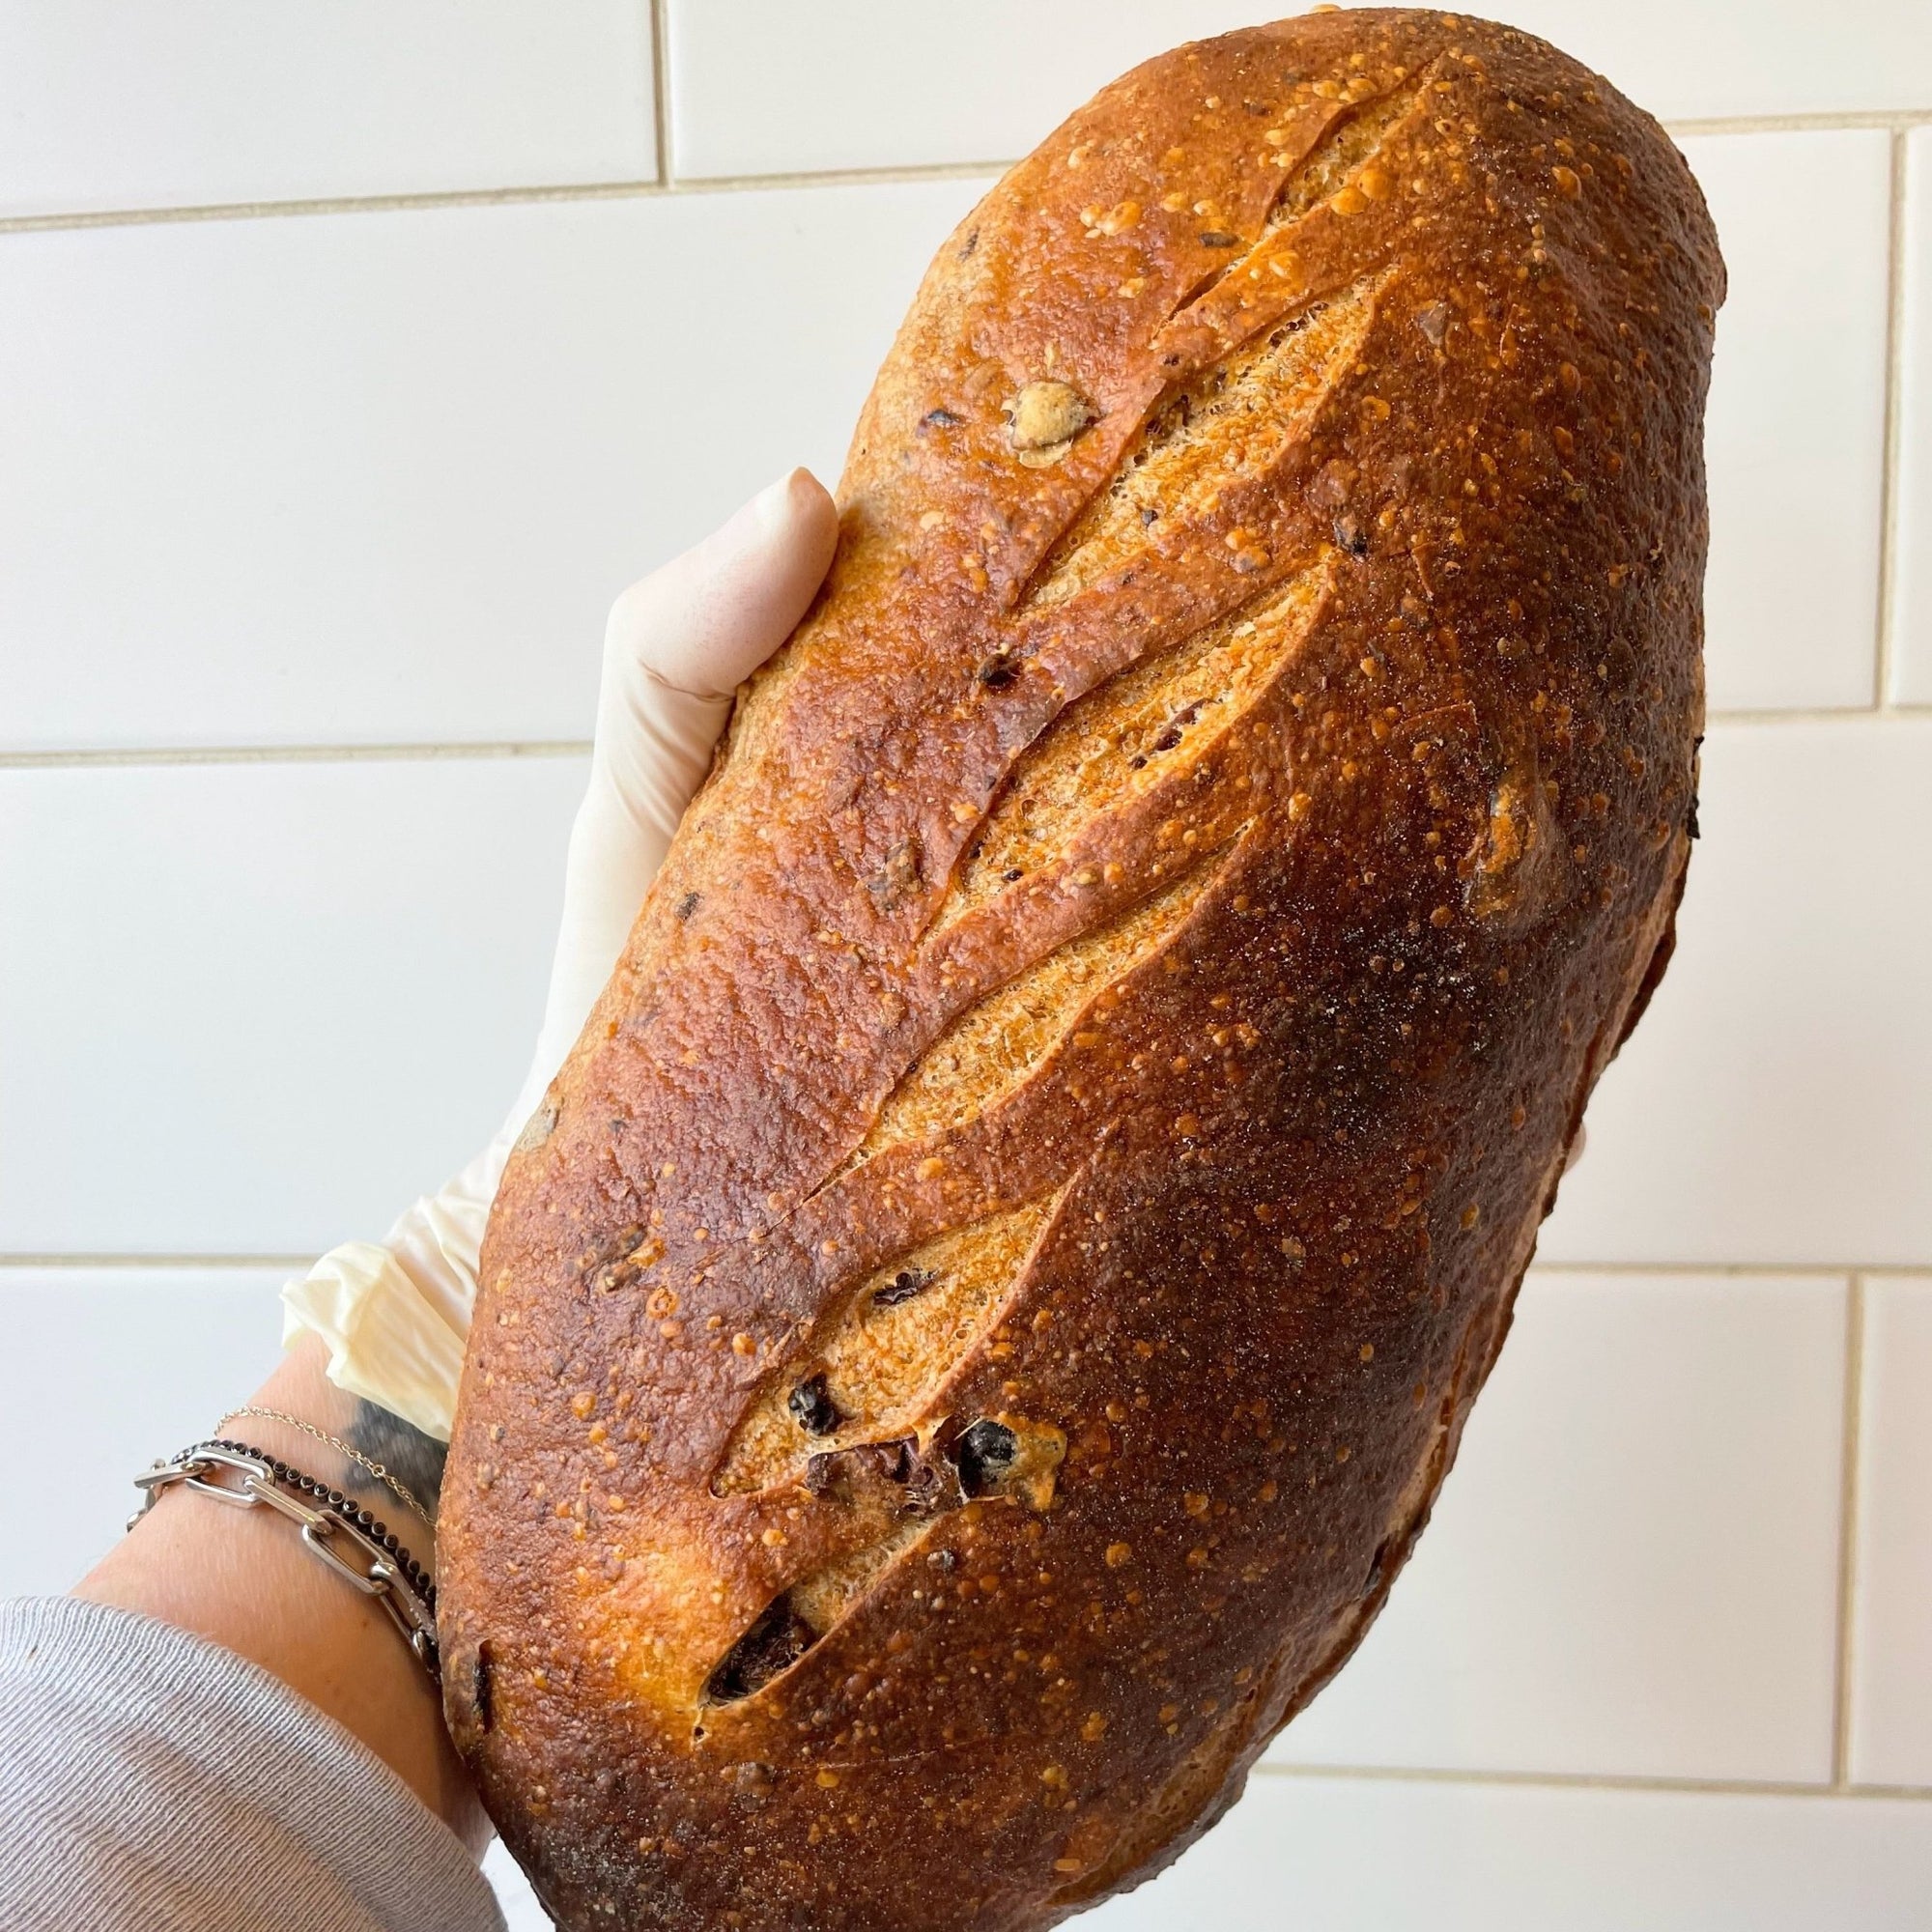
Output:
[72,1336,485,1852]
[63,471,840,1872]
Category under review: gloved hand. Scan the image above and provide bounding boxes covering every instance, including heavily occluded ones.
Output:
[281,470,840,1440]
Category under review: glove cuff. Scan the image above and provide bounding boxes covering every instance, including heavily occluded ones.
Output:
[281,1236,469,1443]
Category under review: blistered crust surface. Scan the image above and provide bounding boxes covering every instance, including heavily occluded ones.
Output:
[439,12,1722,1930]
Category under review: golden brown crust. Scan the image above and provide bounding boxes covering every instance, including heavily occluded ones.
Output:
[439,12,1722,1927]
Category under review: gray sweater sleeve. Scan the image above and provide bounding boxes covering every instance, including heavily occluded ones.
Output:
[0,1597,504,1932]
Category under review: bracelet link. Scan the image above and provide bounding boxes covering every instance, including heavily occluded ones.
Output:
[299,1519,391,1597]
[131,1441,440,1682]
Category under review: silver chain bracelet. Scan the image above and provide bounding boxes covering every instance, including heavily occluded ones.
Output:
[132,1440,440,1681]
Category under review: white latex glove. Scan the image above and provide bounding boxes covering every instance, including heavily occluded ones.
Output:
[281,470,840,1440]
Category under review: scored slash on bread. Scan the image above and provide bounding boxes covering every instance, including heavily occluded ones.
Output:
[438,12,1723,1929]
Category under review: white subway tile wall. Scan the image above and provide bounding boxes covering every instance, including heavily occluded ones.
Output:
[665,1,1932,175]
[1076,1777,1932,1932]
[0,5,659,218]
[1266,1273,1849,1783]
[0,757,582,1254]
[0,180,988,752]
[1688,130,1891,712]
[1534,719,1932,1266]
[0,1269,287,1602]
[1849,1277,1932,1788]
[1897,129,1932,704]
[1,4,1925,1927]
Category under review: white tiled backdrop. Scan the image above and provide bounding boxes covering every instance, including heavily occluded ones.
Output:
[2,3,1927,1927]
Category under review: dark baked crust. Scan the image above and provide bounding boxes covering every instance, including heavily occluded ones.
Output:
[439,13,1722,1927]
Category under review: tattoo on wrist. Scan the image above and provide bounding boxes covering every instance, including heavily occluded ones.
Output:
[344,1400,449,1520]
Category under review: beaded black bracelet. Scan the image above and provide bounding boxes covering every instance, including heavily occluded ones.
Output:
[198,1437,438,1608]
[132,1438,440,1681]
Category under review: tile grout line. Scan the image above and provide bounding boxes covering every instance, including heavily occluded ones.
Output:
[0,108,1926,240]
[1873,129,1912,707]
[1667,108,1932,138]
[648,0,672,188]
[1531,1261,1932,1281]
[0,1254,319,1270]
[0,157,1009,239]
[0,740,592,770]
[0,180,661,237]
[6,1254,1928,1276]
[1254,1758,1932,1803]
[1831,1274,1869,1789]
[8,710,1930,773]
[1698,704,1928,725]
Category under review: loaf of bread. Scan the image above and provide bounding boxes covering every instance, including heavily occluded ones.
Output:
[439,12,1721,1925]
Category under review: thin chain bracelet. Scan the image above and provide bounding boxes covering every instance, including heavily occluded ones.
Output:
[132,1440,440,1682]
[217,1404,435,1530]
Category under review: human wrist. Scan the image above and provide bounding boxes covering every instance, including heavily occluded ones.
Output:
[235,1338,449,1573]
[74,1332,484,1848]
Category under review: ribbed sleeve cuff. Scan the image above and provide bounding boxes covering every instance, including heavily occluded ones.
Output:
[0,1597,502,1932]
